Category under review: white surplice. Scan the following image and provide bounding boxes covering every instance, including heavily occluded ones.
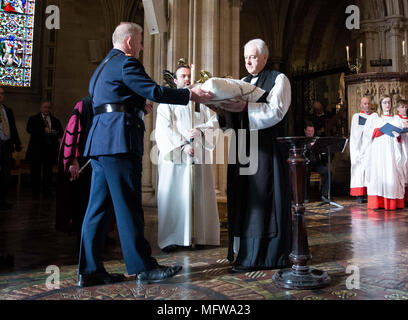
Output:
[393,115,408,184]
[349,112,370,193]
[246,74,292,130]
[363,113,405,200]
[155,103,220,249]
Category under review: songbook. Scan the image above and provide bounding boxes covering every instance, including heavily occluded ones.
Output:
[358,116,367,126]
[379,123,408,137]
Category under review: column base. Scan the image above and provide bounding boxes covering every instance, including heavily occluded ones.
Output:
[272,267,331,290]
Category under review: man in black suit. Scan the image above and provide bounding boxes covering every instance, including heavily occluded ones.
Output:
[26,101,63,198]
[0,86,22,269]
[0,86,22,211]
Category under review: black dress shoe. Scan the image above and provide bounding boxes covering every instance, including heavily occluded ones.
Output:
[136,265,182,283]
[161,245,178,253]
[321,196,330,203]
[77,271,126,287]
[194,244,209,250]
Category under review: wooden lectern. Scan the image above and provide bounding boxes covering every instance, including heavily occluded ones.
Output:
[272,137,331,290]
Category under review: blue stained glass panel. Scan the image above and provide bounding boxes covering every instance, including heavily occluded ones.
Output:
[0,0,36,87]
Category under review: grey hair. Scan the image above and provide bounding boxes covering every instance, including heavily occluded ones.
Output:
[112,22,143,46]
[244,39,269,57]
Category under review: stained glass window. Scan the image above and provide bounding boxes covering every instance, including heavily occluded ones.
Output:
[0,0,36,87]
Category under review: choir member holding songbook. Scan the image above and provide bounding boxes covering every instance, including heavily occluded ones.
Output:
[394,99,408,203]
[350,96,372,204]
[362,95,406,210]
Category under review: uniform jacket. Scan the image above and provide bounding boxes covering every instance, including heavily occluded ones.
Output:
[84,48,190,157]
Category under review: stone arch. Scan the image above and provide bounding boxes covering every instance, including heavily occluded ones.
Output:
[99,0,144,53]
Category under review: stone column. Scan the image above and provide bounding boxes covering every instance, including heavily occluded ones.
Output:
[144,0,241,206]
[360,15,408,73]
[142,7,169,206]
[361,23,380,73]
[387,18,404,72]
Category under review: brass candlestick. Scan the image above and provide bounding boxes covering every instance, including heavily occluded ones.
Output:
[403,55,408,72]
[348,57,363,74]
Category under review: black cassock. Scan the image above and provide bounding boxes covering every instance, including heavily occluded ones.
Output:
[219,67,292,269]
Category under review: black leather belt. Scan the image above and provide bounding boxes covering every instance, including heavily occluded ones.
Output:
[94,104,144,120]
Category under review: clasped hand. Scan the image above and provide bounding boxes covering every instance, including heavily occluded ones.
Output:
[182,130,200,157]
[69,159,80,181]
[45,128,57,134]
[392,131,401,138]
[144,102,154,115]
[188,128,201,139]
[183,144,194,157]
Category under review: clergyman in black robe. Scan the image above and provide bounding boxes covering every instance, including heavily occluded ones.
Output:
[215,39,292,272]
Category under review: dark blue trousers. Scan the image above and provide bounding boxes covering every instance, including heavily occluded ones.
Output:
[78,154,158,276]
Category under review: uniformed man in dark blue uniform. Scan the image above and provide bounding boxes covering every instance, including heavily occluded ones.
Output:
[77,22,213,287]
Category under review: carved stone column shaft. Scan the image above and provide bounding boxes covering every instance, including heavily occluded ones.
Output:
[145,0,241,205]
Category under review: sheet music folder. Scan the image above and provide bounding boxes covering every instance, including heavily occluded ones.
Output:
[359,116,367,126]
[310,137,349,155]
[379,123,408,137]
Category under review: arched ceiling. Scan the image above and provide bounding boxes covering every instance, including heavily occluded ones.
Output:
[240,0,354,74]
[239,0,407,74]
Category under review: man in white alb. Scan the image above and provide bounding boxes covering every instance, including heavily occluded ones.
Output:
[155,65,220,252]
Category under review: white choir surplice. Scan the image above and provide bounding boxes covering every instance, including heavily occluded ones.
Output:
[362,113,405,208]
[349,112,370,196]
[393,114,408,188]
[155,103,220,249]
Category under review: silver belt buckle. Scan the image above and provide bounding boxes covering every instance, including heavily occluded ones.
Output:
[106,104,114,113]
[137,109,144,121]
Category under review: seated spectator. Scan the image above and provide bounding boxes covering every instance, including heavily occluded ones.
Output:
[304,122,329,202]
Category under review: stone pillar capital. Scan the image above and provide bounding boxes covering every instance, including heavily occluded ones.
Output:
[360,21,378,34]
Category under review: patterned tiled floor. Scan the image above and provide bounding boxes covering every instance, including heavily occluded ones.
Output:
[1,189,408,301]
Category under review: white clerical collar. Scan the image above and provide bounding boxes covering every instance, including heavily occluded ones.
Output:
[250,76,259,85]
